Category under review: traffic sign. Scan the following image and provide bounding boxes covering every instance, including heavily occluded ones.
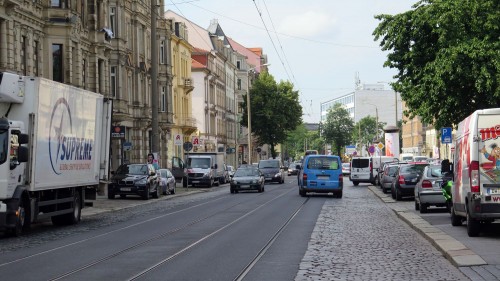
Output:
[441,127,452,144]
[123,141,133,151]
[368,145,375,154]
[174,134,183,145]
[192,137,199,145]
[377,143,385,150]
[183,142,193,151]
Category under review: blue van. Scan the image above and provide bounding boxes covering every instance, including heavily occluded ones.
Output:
[297,155,343,198]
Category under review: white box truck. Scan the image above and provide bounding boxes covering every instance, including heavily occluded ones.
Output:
[0,73,111,236]
[185,152,227,187]
[451,108,500,237]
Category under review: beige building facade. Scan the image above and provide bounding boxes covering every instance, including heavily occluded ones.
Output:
[0,1,197,172]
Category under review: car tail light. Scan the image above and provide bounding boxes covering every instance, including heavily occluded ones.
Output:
[421,180,432,188]
[338,174,343,184]
[398,175,405,185]
[302,173,308,182]
[470,161,480,193]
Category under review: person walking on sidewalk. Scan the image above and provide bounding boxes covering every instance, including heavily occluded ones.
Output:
[147,153,159,171]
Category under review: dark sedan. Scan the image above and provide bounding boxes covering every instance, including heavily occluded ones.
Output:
[108,163,161,200]
[230,166,265,193]
[391,162,428,200]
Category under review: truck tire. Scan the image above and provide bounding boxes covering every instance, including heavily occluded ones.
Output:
[182,177,188,188]
[466,210,480,237]
[9,197,29,237]
[52,191,82,226]
[450,206,462,226]
[353,181,359,186]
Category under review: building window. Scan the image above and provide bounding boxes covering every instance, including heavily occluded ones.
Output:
[236,61,241,70]
[160,40,165,64]
[51,0,68,8]
[33,40,39,76]
[110,66,117,97]
[20,36,26,75]
[127,73,133,101]
[109,7,116,36]
[161,86,166,112]
[237,78,241,90]
[82,58,86,88]
[52,44,63,82]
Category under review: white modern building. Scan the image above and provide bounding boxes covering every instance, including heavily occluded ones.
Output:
[320,84,402,127]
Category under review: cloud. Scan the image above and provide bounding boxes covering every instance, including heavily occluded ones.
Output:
[278,11,336,37]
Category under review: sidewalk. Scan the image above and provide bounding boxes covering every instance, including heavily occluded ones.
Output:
[368,185,487,268]
[82,184,206,218]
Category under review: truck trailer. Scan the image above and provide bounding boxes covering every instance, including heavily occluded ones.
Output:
[0,72,111,236]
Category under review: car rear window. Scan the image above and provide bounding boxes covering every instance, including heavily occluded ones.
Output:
[307,157,339,170]
[400,164,427,174]
[258,160,280,168]
[351,158,369,168]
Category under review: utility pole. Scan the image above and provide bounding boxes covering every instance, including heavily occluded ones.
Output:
[150,0,159,154]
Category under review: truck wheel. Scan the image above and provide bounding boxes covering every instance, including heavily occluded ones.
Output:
[466,210,480,237]
[52,191,81,226]
[9,198,29,237]
[182,177,188,188]
[299,188,306,197]
[450,206,462,226]
[353,181,359,186]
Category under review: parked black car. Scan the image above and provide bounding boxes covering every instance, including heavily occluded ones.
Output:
[391,162,428,201]
[108,163,161,200]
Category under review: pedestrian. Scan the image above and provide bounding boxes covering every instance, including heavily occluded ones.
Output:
[147,153,159,170]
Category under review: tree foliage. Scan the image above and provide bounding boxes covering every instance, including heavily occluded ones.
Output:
[240,72,303,158]
[283,124,323,161]
[352,116,386,154]
[373,0,500,129]
[322,103,354,156]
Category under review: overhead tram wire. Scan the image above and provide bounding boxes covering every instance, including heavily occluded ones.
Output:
[261,0,299,89]
[252,0,293,83]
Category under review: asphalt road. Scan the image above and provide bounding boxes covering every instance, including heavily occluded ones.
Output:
[0,176,472,280]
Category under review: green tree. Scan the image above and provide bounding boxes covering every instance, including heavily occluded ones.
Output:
[241,72,303,158]
[352,116,385,155]
[373,0,500,129]
[322,103,354,156]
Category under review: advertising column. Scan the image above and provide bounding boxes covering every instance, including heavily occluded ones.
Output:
[384,125,400,159]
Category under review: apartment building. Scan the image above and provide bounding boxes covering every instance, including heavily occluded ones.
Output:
[0,1,197,172]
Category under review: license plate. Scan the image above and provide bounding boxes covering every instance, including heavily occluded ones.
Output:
[317,175,329,179]
[192,180,199,183]
[121,188,131,191]
[487,188,500,194]
[352,175,358,178]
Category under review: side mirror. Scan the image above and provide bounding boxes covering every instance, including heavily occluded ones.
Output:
[17,146,29,162]
[18,133,29,145]
[213,164,218,169]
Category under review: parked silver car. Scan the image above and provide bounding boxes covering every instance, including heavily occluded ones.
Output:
[380,163,399,194]
[158,168,176,195]
[414,164,446,213]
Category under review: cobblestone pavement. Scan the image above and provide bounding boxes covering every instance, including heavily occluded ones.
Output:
[295,185,469,281]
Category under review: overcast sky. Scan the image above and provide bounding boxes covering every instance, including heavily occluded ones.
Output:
[165,0,417,123]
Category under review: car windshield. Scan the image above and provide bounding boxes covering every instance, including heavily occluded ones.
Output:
[307,157,339,170]
[188,158,211,168]
[234,168,260,177]
[258,160,279,168]
[342,163,350,168]
[116,164,148,175]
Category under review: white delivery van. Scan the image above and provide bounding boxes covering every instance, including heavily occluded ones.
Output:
[350,157,372,186]
[451,108,500,237]
[400,153,414,161]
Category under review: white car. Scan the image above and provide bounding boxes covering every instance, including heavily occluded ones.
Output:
[341,163,350,176]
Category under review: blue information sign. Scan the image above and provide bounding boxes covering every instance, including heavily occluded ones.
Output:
[441,127,452,144]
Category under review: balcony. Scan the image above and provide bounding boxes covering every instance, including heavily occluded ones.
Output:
[179,116,197,135]
[183,78,194,94]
